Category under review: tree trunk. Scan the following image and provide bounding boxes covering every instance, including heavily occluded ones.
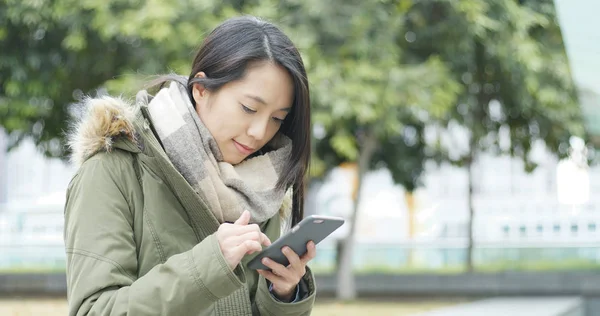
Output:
[405,191,416,238]
[405,191,416,266]
[465,153,475,272]
[465,39,486,272]
[336,132,377,301]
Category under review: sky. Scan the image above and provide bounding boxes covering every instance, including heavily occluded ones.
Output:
[555,0,600,135]
[555,0,600,94]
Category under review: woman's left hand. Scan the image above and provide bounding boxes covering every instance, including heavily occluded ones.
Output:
[257,241,316,302]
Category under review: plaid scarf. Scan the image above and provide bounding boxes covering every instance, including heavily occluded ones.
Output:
[147,82,293,228]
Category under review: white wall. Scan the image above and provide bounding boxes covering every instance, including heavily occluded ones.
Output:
[0,129,6,204]
[4,139,76,204]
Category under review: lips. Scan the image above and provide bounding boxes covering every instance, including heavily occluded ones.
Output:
[233,140,255,155]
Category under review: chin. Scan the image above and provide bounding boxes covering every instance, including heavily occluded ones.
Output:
[224,154,246,165]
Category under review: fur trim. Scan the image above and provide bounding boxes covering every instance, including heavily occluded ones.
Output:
[67,96,139,167]
[279,188,294,234]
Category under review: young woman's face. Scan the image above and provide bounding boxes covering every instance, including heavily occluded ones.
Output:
[192,62,294,165]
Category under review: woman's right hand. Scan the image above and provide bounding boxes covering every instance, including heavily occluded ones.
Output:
[216,210,271,270]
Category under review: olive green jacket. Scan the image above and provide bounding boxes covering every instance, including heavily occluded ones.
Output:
[64,93,316,315]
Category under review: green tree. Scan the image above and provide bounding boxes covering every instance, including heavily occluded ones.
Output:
[0,0,239,156]
[403,0,583,271]
[3,0,458,300]
[295,0,461,299]
[3,0,584,299]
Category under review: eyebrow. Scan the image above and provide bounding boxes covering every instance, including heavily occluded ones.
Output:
[245,94,291,112]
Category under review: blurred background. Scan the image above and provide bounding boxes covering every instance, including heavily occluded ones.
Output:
[2,0,600,315]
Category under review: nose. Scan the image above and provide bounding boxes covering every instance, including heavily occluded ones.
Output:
[247,118,269,142]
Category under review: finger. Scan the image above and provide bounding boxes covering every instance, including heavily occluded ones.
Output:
[262,257,292,279]
[283,246,307,278]
[234,210,251,225]
[262,234,272,247]
[257,269,285,283]
[219,223,262,239]
[282,246,302,268]
[227,231,271,247]
[233,239,262,256]
[301,241,317,265]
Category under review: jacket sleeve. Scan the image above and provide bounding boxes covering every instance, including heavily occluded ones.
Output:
[253,267,316,316]
[64,153,244,316]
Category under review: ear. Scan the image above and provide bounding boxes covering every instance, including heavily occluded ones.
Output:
[191,71,209,106]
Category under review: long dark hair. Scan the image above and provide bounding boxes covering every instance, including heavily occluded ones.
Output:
[153,16,310,226]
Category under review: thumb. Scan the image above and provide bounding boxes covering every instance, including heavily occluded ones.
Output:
[234,210,251,225]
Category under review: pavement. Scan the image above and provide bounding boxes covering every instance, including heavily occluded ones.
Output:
[415,296,583,316]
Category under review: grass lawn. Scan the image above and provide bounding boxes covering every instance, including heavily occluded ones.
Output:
[0,297,68,316]
[0,297,464,316]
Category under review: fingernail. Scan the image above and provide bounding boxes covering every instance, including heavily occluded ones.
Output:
[283,247,289,253]
[262,258,269,264]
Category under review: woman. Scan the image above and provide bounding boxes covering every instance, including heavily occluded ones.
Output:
[64,16,316,315]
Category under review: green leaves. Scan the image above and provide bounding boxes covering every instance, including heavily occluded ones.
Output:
[330,131,358,162]
[296,0,461,188]
[402,0,581,170]
[0,0,584,185]
[0,0,238,156]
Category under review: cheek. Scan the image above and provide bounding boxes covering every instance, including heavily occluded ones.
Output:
[266,124,280,140]
[210,105,245,139]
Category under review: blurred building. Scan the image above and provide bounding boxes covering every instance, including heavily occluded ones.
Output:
[0,136,75,270]
[0,129,6,204]
[313,127,599,243]
[1,132,599,271]
[310,131,600,269]
[420,148,598,244]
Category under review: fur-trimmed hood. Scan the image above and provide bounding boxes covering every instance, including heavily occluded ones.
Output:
[67,96,141,167]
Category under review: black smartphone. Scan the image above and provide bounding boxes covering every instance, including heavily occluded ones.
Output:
[246,215,345,270]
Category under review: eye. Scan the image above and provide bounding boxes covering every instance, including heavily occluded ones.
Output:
[241,104,256,114]
[272,117,285,124]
